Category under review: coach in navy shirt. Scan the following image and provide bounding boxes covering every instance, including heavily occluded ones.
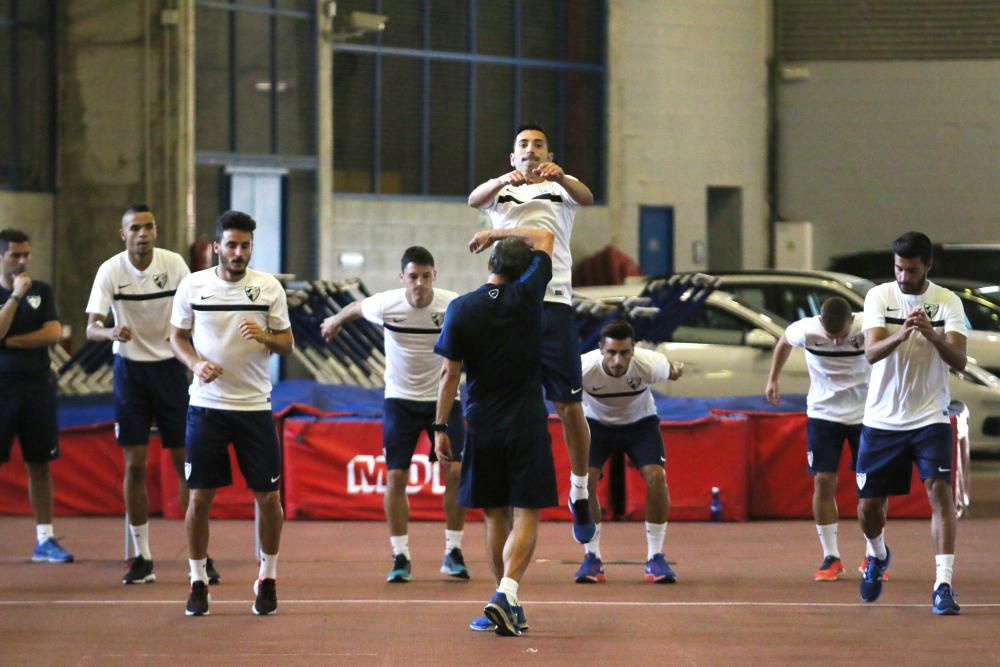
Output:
[433,226,556,637]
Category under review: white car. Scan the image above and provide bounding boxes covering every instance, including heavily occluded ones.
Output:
[575,284,1000,454]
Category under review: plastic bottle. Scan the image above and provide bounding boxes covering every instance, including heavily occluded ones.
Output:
[710,486,722,522]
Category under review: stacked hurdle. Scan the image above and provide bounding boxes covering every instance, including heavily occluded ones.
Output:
[574,273,719,351]
[54,339,114,396]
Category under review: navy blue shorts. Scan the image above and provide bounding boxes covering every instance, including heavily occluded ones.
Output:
[459,425,558,509]
[541,303,583,403]
[113,356,189,449]
[0,374,58,464]
[383,398,464,470]
[856,423,953,498]
[806,417,860,474]
[184,406,281,492]
[588,415,664,471]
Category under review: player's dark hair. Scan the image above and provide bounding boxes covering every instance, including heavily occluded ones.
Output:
[215,210,257,240]
[514,123,548,145]
[601,319,635,343]
[819,297,852,334]
[488,238,534,281]
[0,228,29,253]
[893,231,933,266]
[401,246,434,270]
[124,203,151,216]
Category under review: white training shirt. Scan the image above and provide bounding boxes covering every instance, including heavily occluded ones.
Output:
[581,347,670,425]
[482,177,581,306]
[862,281,967,430]
[171,267,291,411]
[783,312,870,424]
[85,248,190,362]
[361,288,457,401]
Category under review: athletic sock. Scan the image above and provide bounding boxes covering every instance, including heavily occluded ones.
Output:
[645,521,667,561]
[390,534,410,559]
[130,522,152,560]
[816,523,839,559]
[259,552,279,581]
[445,529,463,554]
[584,523,603,559]
[569,473,589,503]
[934,554,955,589]
[865,530,887,561]
[36,524,54,544]
[189,558,208,584]
[498,576,519,605]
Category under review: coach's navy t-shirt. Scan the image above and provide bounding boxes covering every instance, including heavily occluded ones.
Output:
[0,281,59,379]
[435,251,551,433]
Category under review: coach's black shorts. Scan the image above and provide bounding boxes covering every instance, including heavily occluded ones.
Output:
[541,303,583,403]
[0,374,58,464]
[588,415,665,471]
[383,398,464,470]
[459,424,558,509]
[856,423,952,498]
[113,356,189,449]
[184,406,281,492]
[806,417,861,474]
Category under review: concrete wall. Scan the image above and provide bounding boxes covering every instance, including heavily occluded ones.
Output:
[0,192,55,282]
[777,61,1000,269]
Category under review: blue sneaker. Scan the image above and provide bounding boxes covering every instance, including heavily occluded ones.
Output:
[386,553,411,582]
[484,592,521,637]
[568,497,596,544]
[514,604,528,632]
[644,553,677,583]
[932,583,960,615]
[859,547,891,602]
[469,605,528,632]
[574,553,606,583]
[440,548,470,579]
[32,537,74,563]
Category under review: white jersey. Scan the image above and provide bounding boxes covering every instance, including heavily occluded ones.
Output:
[85,248,190,362]
[482,177,581,306]
[581,347,670,425]
[171,267,291,411]
[862,281,966,430]
[784,313,869,424]
[361,288,457,401]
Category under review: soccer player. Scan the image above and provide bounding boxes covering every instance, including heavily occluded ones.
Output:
[320,246,469,582]
[86,204,219,586]
[765,297,869,581]
[574,320,682,584]
[0,229,74,564]
[170,211,293,617]
[468,124,596,544]
[857,231,965,615]
[434,226,556,637]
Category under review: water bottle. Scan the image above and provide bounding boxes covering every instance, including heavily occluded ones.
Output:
[710,486,723,522]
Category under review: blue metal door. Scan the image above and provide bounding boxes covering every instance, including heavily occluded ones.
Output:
[639,206,674,276]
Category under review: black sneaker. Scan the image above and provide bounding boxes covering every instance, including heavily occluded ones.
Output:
[186,581,210,616]
[122,555,156,584]
[206,557,221,585]
[252,578,277,615]
[440,547,470,579]
[387,553,412,582]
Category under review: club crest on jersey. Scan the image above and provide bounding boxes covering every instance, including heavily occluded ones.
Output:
[856,472,867,490]
[153,272,167,288]
[245,286,260,302]
[627,376,641,390]
[850,333,864,349]
[27,295,41,309]
[431,311,444,327]
[922,303,939,319]
[488,288,499,299]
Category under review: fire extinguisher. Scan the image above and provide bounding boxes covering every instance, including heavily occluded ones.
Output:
[190,238,213,271]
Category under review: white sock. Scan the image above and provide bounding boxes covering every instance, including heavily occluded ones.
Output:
[445,529,463,553]
[498,576,519,605]
[934,554,955,589]
[584,523,603,559]
[189,558,208,584]
[130,522,152,560]
[865,530,887,561]
[390,534,410,559]
[36,524,54,544]
[645,521,667,561]
[569,473,589,503]
[816,523,839,559]
[259,552,279,581]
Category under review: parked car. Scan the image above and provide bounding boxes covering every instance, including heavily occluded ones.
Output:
[829,243,1000,285]
[574,284,1000,454]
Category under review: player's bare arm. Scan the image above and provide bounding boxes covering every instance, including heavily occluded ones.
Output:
[765,334,794,405]
[239,320,294,356]
[320,300,363,340]
[3,319,61,349]
[864,323,913,365]
[0,272,32,339]
[467,171,529,209]
[170,325,224,383]
[468,228,555,257]
[433,358,463,463]
[533,162,594,206]
[86,312,133,343]
[906,308,967,371]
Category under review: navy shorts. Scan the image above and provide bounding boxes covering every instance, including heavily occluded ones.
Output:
[541,303,584,403]
[588,415,665,471]
[184,406,281,492]
[113,356,189,449]
[856,423,953,498]
[383,398,464,470]
[806,417,861,474]
[0,375,58,464]
[459,425,558,509]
